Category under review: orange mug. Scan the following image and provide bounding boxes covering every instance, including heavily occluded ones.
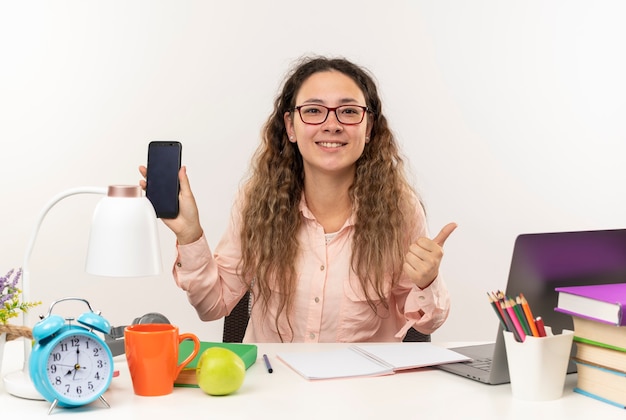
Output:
[124,324,200,396]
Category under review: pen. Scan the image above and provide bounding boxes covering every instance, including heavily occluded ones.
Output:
[263,353,273,374]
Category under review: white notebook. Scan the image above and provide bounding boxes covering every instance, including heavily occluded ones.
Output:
[277,343,471,380]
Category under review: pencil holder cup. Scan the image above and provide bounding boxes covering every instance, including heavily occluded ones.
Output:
[503,326,574,401]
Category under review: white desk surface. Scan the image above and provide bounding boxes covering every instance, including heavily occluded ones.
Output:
[2,340,624,419]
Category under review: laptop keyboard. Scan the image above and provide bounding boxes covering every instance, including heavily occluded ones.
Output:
[465,357,492,372]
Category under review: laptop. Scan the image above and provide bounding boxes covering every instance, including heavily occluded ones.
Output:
[437,228,626,384]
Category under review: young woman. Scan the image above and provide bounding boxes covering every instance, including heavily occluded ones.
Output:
[140,56,456,342]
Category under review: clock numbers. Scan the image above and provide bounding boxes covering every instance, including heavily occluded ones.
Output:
[46,333,112,401]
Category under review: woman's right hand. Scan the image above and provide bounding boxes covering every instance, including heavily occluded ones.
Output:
[139,165,204,245]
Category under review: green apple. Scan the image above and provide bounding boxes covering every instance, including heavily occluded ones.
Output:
[196,347,246,396]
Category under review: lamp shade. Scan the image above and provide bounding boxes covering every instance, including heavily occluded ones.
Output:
[86,185,161,277]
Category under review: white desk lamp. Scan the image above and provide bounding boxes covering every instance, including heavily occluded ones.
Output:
[3,185,161,399]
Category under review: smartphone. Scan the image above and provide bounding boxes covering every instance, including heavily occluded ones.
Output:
[146,141,182,218]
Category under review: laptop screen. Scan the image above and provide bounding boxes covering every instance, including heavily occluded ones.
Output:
[504,228,626,335]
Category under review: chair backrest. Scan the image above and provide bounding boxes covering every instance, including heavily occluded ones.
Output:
[402,327,431,342]
[222,291,250,343]
[222,291,431,343]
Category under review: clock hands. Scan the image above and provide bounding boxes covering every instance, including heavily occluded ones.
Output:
[73,348,80,380]
[72,348,87,380]
[59,348,86,379]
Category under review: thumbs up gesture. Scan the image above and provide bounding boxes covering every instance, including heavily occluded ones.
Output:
[403,222,457,289]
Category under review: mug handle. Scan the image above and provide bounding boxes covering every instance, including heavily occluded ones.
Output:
[175,333,201,378]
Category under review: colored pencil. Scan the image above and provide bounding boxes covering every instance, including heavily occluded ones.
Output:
[510,298,531,336]
[499,300,523,342]
[487,290,549,341]
[535,316,547,337]
[503,299,526,342]
[518,294,540,337]
[487,292,507,330]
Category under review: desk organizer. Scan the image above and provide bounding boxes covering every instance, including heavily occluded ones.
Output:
[503,326,574,401]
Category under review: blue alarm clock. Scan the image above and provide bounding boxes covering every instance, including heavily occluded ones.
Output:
[29,297,114,414]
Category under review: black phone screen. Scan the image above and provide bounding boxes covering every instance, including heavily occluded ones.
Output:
[146,141,182,218]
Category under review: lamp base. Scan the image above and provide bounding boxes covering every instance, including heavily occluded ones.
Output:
[3,369,45,400]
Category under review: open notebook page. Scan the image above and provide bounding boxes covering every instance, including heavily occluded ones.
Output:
[277,343,470,380]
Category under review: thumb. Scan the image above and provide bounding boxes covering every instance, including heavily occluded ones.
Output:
[178,165,191,193]
[433,222,458,247]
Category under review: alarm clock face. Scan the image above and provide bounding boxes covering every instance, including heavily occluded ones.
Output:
[44,332,113,405]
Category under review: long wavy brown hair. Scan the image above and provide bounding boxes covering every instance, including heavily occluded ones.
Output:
[239,56,420,340]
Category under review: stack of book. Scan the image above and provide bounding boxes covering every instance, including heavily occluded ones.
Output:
[555,283,626,409]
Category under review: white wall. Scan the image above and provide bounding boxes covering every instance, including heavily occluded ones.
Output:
[1,1,625,342]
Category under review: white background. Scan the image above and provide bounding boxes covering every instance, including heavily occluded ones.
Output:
[1,1,625,342]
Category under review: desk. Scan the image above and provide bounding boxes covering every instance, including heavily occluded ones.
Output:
[1,340,624,419]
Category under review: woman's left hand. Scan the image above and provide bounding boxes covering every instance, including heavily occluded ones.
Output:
[403,222,457,289]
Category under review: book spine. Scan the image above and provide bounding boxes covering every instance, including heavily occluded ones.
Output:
[574,336,626,352]
[576,360,626,377]
[574,388,626,409]
[555,307,624,326]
